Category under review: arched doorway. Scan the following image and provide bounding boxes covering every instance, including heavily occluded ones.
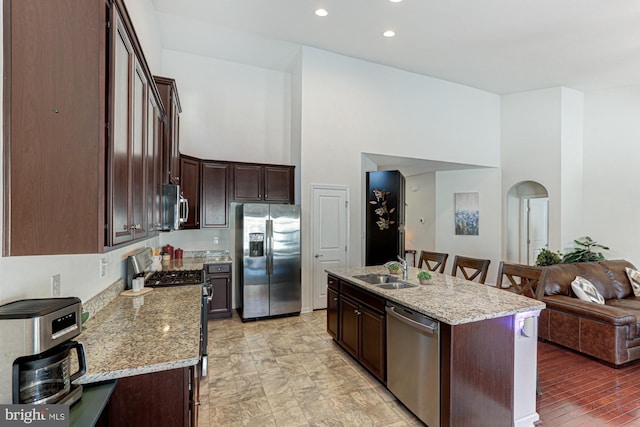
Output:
[506,181,549,265]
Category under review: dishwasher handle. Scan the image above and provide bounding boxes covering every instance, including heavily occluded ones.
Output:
[386,305,438,335]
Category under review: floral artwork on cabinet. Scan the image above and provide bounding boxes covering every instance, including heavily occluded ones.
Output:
[370,188,396,231]
[455,192,479,236]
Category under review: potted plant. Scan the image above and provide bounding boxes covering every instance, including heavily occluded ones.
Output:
[417,270,432,284]
[388,264,400,275]
[534,248,562,266]
[561,236,609,263]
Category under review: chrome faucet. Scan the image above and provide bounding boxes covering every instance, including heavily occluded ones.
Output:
[383,255,408,280]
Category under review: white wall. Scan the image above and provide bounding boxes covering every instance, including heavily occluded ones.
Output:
[405,173,437,261]
[559,88,584,251]
[501,87,584,256]
[435,168,502,283]
[160,49,292,165]
[502,88,562,252]
[123,0,162,72]
[0,0,162,305]
[299,47,501,308]
[583,86,640,266]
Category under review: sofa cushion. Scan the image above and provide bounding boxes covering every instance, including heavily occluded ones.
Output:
[625,267,640,297]
[543,260,635,299]
[600,260,635,298]
[571,276,605,304]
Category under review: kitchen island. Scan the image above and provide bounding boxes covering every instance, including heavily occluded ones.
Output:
[326,266,545,427]
[77,284,202,427]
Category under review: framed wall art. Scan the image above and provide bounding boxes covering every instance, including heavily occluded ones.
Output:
[455,192,479,236]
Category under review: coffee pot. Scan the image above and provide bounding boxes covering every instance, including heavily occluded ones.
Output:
[0,297,86,405]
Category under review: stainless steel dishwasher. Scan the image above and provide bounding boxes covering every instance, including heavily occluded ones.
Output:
[386,301,440,427]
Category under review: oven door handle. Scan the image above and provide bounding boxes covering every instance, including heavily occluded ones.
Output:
[206,281,214,303]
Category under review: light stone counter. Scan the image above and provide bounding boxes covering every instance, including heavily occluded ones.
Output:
[160,255,232,271]
[76,285,202,384]
[326,266,545,325]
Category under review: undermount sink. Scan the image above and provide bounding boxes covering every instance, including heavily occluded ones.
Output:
[376,282,418,290]
[352,274,418,289]
[353,274,395,284]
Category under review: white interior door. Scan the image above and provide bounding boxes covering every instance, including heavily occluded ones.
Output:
[312,186,348,309]
[526,197,549,265]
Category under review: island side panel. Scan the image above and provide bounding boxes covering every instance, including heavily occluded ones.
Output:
[441,316,515,427]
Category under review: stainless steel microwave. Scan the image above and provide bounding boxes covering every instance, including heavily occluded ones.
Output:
[162,184,189,230]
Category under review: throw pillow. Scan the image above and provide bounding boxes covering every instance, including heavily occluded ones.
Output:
[625,267,640,297]
[571,276,605,305]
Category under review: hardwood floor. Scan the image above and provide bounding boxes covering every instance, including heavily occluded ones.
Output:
[537,341,640,426]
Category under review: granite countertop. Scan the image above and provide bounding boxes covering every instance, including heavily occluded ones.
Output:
[326,266,546,325]
[76,285,202,384]
[160,252,232,271]
[159,257,231,271]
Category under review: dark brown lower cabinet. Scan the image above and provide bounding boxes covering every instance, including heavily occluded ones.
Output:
[335,281,386,383]
[327,287,339,340]
[206,263,232,319]
[107,365,199,427]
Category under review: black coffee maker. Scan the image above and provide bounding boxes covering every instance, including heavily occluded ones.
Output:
[0,297,86,405]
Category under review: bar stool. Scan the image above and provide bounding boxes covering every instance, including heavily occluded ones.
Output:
[417,250,449,273]
[496,261,547,299]
[451,255,491,284]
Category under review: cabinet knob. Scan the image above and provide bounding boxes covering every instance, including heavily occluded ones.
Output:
[333,297,338,301]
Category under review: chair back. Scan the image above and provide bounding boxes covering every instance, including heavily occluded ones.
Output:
[451,255,491,284]
[418,250,449,273]
[496,261,547,299]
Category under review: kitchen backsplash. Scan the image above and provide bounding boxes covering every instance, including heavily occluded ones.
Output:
[158,228,232,252]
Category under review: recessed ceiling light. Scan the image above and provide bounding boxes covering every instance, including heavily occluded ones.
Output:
[383,30,396,38]
[315,9,328,17]
[389,0,403,2]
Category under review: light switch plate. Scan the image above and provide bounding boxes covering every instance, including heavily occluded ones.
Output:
[51,274,61,296]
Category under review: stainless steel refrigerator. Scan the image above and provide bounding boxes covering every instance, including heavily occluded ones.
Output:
[236,204,301,321]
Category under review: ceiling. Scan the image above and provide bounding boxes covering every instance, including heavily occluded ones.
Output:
[149,0,640,176]
[150,0,640,95]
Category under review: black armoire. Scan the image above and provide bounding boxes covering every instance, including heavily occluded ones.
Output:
[365,170,406,266]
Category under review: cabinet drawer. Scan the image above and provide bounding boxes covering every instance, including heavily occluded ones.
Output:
[328,275,339,290]
[206,263,230,274]
[341,281,385,313]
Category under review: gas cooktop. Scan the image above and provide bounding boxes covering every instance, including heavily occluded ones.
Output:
[145,270,204,287]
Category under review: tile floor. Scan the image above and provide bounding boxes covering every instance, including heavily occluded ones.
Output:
[199,310,424,426]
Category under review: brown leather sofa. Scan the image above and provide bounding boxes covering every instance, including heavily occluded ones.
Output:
[535,260,640,366]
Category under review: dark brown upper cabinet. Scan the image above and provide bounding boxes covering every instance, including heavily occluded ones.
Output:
[154,76,182,185]
[232,164,294,204]
[180,156,201,229]
[201,163,231,228]
[3,0,165,255]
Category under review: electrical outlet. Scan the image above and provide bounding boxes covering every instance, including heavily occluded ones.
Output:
[100,257,108,278]
[214,236,219,245]
[51,274,61,296]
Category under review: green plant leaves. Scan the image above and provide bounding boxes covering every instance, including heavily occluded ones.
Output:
[535,236,609,265]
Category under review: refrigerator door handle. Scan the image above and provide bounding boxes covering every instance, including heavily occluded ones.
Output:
[266,219,273,276]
